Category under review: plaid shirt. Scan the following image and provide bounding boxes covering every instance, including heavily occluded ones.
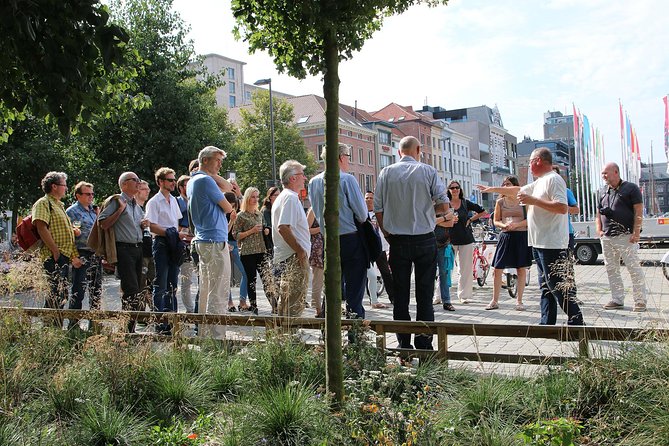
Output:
[32,195,78,260]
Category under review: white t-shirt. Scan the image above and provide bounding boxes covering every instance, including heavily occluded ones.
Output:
[520,171,568,249]
[145,192,182,234]
[272,189,311,263]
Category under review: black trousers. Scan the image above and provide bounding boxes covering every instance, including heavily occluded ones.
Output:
[116,243,144,331]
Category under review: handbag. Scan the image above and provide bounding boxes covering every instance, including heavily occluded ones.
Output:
[356,218,382,268]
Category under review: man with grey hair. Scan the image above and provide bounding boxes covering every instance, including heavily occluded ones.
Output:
[99,171,150,332]
[32,172,82,317]
[272,160,311,316]
[374,136,447,350]
[596,162,646,311]
[187,146,234,338]
[308,143,368,318]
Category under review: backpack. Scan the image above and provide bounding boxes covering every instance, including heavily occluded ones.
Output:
[16,215,41,251]
[17,199,52,251]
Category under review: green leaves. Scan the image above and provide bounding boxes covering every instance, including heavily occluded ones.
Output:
[0,0,145,140]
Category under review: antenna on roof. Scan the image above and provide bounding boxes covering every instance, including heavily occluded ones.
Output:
[354,100,357,119]
[424,96,428,106]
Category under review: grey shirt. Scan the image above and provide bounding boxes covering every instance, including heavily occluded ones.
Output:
[98,192,144,244]
[374,156,448,236]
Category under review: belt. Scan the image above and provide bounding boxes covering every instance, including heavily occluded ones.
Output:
[116,242,142,248]
[387,232,435,242]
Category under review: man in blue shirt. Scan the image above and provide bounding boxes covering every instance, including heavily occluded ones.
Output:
[309,143,369,318]
[187,146,233,338]
[374,136,448,350]
[66,181,102,328]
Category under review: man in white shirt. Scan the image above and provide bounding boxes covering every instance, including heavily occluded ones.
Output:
[145,167,183,334]
[479,147,584,325]
[272,160,311,317]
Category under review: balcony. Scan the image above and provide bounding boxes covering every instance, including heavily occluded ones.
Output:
[492,166,511,175]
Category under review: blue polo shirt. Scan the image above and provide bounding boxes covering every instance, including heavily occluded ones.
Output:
[186,171,227,242]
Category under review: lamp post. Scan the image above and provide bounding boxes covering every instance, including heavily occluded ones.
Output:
[253,78,276,187]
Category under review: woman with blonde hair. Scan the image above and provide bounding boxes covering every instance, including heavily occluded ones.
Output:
[234,187,277,314]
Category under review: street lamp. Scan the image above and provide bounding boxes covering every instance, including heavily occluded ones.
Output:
[253,78,276,187]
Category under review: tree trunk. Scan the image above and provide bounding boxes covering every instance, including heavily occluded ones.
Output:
[322,26,344,406]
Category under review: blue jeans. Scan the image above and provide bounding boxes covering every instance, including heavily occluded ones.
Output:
[436,246,451,304]
[69,250,102,311]
[152,236,180,317]
[533,247,584,325]
[228,240,248,305]
[388,233,437,350]
[341,232,367,319]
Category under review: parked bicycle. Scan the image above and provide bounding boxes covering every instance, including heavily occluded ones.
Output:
[472,225,495,286]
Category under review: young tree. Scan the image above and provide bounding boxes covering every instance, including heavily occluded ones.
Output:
[233,0,448,405]
[234,91,317,191]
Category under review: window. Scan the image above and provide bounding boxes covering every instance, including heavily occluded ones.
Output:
[379,131,391,145]
[358,133,363,139]
[297,115,310,124]
[317,144,325,161]
[228,81,235,93]
[364,175,374,192]
[359,174,365,190]
[347,130,353,137]
[316,128,325,135]
[439,157,442,170]
[244,90,251,102]
[228,95,236,108]
[380,154,393,169]
[432,137,436,149]
[356,148,362,164]
[228,67,235,79]
[368,150,374,166]
[658,185,665,193]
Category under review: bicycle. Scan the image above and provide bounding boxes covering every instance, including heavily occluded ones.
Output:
[471,225,495,286]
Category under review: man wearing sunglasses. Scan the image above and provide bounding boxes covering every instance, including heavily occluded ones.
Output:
[145,167,184,334]
[66,181,102,327]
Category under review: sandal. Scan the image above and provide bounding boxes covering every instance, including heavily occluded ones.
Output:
[372,303,388,309]
[485,303,499,310]
[443,303,456,311]
[227,306,237,312]
[515,303,525,311]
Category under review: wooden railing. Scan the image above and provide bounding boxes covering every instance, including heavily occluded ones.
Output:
[3,307,666,365]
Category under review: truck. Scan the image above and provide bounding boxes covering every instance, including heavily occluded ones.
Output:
[572,217,669,264]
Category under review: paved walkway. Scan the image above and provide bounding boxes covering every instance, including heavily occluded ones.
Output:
[3,248,669,374]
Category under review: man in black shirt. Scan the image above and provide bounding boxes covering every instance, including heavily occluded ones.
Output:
[596,162,647,312]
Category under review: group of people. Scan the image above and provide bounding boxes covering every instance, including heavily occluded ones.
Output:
[28,138,647,346]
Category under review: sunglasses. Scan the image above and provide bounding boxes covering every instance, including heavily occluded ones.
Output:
[78,192,94,196]
[162,178,177,183]
[449,186,461,190]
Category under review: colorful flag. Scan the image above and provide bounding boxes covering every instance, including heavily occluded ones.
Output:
[664,95,669,173]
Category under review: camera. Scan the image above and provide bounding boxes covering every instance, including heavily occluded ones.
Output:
[599,206,613,218]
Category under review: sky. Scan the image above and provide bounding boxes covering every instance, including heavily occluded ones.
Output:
[173,0,669,169]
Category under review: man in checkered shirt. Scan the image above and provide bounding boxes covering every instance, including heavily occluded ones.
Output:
[32,172,82,315]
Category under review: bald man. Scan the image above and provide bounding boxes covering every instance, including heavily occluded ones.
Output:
[596,162,647,312]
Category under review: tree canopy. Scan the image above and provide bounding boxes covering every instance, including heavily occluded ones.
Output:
[234,91,317,192]
[0,0,148,140]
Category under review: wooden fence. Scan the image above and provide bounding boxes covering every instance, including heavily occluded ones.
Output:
[3,307,666,365]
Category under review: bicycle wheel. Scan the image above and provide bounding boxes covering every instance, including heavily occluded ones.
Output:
[476,258,490,287]
[506,273,518,298]
[376,274,385,298]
